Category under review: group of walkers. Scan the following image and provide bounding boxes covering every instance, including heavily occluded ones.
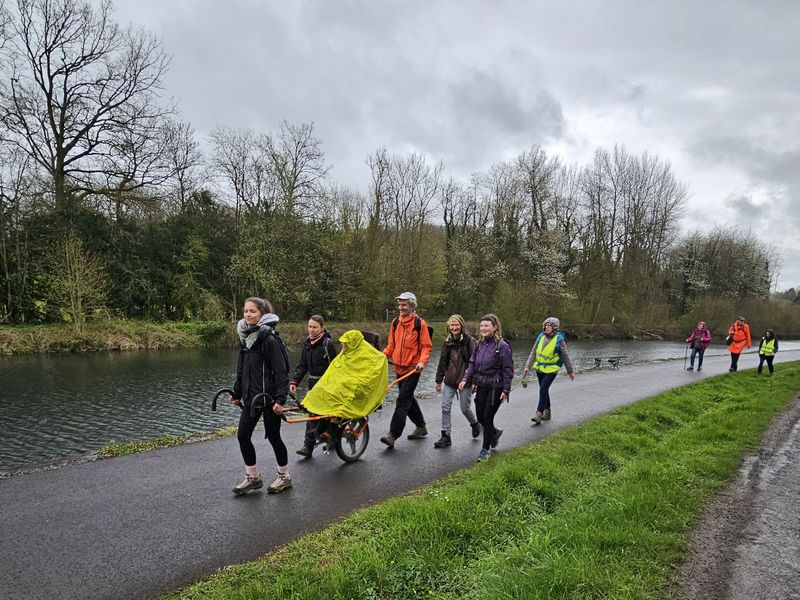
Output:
[685,316,780,375]
[227,293,781,496]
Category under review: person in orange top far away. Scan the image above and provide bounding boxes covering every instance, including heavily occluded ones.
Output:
[727,316,751,372]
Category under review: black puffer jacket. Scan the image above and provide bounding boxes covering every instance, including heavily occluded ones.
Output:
[291,331,338,389]
[233,326,289,406]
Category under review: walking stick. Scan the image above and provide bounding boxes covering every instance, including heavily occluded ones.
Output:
[683,343,688,371]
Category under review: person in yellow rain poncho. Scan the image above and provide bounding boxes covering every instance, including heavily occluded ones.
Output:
[301,330,389,419]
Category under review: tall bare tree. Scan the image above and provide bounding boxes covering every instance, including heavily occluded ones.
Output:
[263,120,329,217]
[0,0,173,212]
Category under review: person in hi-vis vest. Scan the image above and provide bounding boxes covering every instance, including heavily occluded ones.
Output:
[757,329,779,375]
[523,317,575,425]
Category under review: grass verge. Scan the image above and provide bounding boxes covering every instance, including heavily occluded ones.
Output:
[97,426,237,459]
[163,363,800,600]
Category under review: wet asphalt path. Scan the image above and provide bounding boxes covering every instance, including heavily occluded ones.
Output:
[2,350,798,600]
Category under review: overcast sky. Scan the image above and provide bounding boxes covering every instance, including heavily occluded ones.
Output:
[112,0,800,290]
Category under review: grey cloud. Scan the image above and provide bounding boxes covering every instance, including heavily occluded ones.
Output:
[726,194,762,223]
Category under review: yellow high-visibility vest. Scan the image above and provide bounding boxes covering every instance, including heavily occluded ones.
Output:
[533,334,561,373]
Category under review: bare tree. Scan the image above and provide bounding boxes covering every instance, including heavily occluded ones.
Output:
[263,120,329,217]
[0,0,173,212]
[163,120,204,212]
[208,125,274,219]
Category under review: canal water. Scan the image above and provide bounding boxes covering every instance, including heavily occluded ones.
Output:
[2,338,798,471]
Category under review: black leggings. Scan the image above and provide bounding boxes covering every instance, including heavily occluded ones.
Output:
[237,406,288,467]
[474,386,503,451]
[758,354,775,374]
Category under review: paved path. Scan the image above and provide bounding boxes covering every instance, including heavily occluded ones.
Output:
[1,351,798,600]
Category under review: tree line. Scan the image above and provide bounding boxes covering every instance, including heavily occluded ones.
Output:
[1,0,793,336]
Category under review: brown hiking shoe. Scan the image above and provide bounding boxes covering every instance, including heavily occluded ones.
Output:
[267,473,292,494]
[295,446,313,458]
[232,474,263,495]
[407,426,428,440]
[531,411,543,425]
[380,434,396,448]
[542,409,551,421]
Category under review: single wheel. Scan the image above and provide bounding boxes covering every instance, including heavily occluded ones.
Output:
[335,417,370,462]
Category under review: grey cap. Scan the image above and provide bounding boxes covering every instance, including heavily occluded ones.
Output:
[395,292,417,304]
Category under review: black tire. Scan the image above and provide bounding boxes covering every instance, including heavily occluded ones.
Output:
[335,418,370,462]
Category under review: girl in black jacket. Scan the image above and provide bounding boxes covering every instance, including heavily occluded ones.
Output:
[290,315,338,457]
[230,297,292,495]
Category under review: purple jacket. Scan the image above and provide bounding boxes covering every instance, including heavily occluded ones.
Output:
[462,338,514,393]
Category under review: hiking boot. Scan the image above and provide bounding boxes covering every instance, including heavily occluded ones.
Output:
[295,446,313,458]
[697,367,703,372]
[380,434,396,448]
[686,366,694,371]
[542,409,551,421]
[232,474,263,495]
[531,411,543,425]
[267,473,292,494]
[470,422,482,439]
[433,431,451,448]
[407,426,428,440]
[477,448,491,462]
[490,428,503,449]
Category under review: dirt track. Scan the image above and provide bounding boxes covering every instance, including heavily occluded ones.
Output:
[673,394,800,600]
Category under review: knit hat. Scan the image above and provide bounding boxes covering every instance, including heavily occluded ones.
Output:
[447,314,466,335]
[543,317,560,331]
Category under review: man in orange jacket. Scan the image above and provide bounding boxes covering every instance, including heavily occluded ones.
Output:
[380,292,433,448]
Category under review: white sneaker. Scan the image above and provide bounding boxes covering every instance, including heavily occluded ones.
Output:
[267,473,292,494]
[232,474,263,495]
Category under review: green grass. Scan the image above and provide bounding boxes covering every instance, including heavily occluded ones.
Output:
[163,363,800,600]
[97,426,237,458]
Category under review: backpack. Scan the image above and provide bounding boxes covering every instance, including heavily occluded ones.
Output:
[261,326,291,374]
[391,316,433,351]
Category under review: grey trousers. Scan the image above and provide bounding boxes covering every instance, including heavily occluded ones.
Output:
[440,383,477,432]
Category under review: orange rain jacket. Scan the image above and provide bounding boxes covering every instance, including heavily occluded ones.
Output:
[383,314,433,375]
[727,321,751,354]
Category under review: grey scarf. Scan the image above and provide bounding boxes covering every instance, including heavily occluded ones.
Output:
[237,313,280,349]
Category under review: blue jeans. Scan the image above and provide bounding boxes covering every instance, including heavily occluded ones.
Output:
[536,371,558,413]
[690,347,705,369]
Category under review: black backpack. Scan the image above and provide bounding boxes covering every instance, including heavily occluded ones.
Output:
[261,326,291,374]
[390,316,433,351]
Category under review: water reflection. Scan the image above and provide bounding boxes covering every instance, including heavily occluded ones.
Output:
[2,339,798,470]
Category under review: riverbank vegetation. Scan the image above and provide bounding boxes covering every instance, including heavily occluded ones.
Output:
[163,363,800,599]
[2,0,799,345]
[97,426,237,459]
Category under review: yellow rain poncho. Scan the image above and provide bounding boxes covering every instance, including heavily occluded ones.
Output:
[301,330,389,419]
